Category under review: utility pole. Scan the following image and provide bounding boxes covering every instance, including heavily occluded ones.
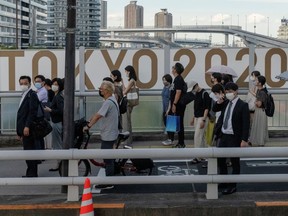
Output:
[61,0,76,193]
[15,0,18,49]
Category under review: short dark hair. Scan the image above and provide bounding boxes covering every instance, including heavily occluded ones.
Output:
[51,78,64,92]
[225,82,238,91]
[211,83,225,94]
[44,78,52,87]
[222,74,233,86]
[34,75,45,82]
[19,75,31,83]
[174,62,184,74]
[103,77,114,83]
[257,75,266,86]
[111,70,122,82]
[162,74,173,84]
[125,65,138,81]
[251,70,261,77]
[212,72,222,83]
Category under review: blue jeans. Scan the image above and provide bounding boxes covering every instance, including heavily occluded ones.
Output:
[101,140,116,176]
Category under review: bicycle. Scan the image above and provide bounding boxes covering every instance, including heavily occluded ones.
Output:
[59,118,154,176]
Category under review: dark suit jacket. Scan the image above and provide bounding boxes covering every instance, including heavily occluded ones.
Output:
[213,97,250,142]
[17,89,39,137]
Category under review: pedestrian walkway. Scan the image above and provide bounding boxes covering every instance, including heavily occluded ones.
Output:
[0,137,288,215]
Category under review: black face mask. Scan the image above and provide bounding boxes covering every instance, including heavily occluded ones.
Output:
[99,90,104,98]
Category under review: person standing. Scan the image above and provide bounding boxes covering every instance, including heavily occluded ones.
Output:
[249,75,269,146]
[43,78,55,149]
[190,81,211,163]
[123,65,138,145]
[44,78,64,171]
[169,62,186,148]
[161,74,174,146]
[17,75,39,177]
[213,82,250,195]
[83,81,119,190]
[33,75,48,150]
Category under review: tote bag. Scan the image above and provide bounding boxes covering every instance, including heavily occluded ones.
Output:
[127,87,139,107]
[246,92,256,111]
[166,115,180,132]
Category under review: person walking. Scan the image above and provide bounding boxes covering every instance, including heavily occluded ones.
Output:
[123,65,138,145]
[169,62,187,148]
[17,75,40,177]
[83,81,119,190]
[44,78,64,171]
[161,74,174,146]
[213,82,250,195]
[249,75,269,146]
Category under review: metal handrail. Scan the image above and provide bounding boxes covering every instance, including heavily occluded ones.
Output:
[0,147,288,201]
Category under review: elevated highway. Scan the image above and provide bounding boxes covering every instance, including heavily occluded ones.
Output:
[100,25,288,48]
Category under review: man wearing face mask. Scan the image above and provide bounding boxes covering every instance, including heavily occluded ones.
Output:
[17,75,40,177]
[213,82,250,195]
[34,75,48,150]
[190,80,211,164]
[83,81,119,190]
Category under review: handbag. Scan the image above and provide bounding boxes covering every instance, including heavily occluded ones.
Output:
[127,87,139,107]
[165,115,180,132]
[31,118,52,139]
[31,102,52,139]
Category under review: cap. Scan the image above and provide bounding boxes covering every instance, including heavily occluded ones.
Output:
[187,80,198,92]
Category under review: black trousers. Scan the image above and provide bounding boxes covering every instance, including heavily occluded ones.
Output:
[218,134,241,189]
[22,135,38,176]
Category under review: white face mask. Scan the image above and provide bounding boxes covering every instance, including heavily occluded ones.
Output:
[250,76,255,81]
[51,85,59,92]
[226,92,235,101]
[20,85,29,92]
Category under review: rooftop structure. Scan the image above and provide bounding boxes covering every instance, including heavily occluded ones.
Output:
[154,9,173,40]
[124,1,143,29]
[277,17,288,40]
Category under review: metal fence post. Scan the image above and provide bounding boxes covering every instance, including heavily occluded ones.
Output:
[67,159,79,201]
[206,158,218,199]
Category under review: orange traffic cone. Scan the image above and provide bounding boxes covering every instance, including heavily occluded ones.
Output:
[80,178,94,216]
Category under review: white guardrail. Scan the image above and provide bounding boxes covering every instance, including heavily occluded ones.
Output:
[1,147,288,201]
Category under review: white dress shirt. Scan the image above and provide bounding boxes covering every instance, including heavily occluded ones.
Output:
[221,97,239,135]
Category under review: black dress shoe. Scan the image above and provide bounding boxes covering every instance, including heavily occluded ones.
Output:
[49,167,59,172]
[222,187,237,195]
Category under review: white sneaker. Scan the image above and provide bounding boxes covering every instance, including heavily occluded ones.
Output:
[162,139,173,146]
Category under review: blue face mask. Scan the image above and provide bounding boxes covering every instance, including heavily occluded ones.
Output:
[34,82,42,89]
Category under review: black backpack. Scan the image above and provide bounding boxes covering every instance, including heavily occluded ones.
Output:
[119,96,128,114]
[178,82,195,106]
[265,92,275,117]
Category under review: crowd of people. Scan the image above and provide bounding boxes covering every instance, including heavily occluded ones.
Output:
[16,63,271,193]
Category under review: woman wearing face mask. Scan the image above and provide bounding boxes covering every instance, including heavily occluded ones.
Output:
[44,78,64,171]
[161,74,174,146]
[246,70,261,142]
[249,75,269,146]
[123,65,138,145]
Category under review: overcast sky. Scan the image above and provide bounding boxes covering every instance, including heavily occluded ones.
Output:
[105,0,287,43]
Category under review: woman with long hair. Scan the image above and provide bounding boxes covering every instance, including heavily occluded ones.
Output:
[123,65,138,145]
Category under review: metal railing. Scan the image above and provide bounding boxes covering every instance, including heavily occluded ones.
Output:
[0,147,288,201]
[1,90,288,134]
